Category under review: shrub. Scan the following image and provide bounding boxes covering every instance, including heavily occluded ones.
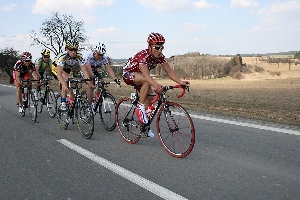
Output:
[254,66,264,72]
[229,66,240,77]
[269,71,281,76]
[232,72,244,79]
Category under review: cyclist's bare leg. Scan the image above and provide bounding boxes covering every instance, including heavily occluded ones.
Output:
[134,73,155,108]
[134,72,151,104]
[82,64,94,104]
[15,82,22,106]
[145,87,155,108]
[61,71,75,98]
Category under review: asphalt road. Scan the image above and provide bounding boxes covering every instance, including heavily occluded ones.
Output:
[1,84,300,200]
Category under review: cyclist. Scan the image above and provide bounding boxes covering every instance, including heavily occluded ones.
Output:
[13,52,39,113]
[51,39,94,111]
[122,32,189,137]
[35,49,52,79]
[82,42,120,112]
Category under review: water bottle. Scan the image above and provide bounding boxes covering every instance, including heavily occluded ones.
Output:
[66,95,71,107]
[146,104,155,118]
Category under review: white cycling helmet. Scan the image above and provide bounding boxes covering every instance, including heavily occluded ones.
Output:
[94,42,106,54]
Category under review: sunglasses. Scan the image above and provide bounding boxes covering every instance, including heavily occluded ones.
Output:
[44,56,50,58]
[25,60,31,62]
[68,48,78,52]
[95,52,104,56]
[152,45,164,51]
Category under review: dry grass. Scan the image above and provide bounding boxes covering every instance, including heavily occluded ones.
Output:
[103,78,299,126]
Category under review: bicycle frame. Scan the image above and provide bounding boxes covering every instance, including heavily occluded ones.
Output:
[66,78,88,119]
[37,78,51,101]
[129,85,188,137]
[93,77,119,113]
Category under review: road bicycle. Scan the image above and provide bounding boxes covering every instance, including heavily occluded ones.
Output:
[92,77,119,131]
[115,84,195,158]
[56,77,94,139]
[19,79,39,122]
[35,77,56,118]
[81,75,120,131]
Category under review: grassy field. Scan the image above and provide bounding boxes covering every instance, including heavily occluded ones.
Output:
[1,57,299,126]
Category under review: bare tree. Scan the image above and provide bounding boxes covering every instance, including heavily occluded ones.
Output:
[30,12,88,56]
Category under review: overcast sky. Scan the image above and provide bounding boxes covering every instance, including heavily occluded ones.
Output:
[0,0,299,60]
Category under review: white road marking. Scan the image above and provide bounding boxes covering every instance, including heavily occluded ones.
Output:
[189,114,300,136]
[57,139,188,200]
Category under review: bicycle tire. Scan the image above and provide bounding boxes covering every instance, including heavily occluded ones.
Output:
[56,94,69,130]
[28,91,37,122]
[156,102,195,158]
[80,90,87,99]
[115,98,141,144]
[21,92,27,117]
[46,89,56,118]
[99,93,116,131]
[36,90,43,113]
[75,97,94,139]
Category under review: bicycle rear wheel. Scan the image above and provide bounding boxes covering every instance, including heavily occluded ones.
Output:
[46,89,56,118]
[115,98,141,144]
[75,97,94,139]
[28,91,37,122]
[99,93,116,131]
[56,94,69,130]
[156,102,195,158]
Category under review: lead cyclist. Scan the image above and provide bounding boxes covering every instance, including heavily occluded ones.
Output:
[122,32,189,137]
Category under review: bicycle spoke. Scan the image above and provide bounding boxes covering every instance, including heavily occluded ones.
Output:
[76,98,94,139]
[156,102,195,158]
[56,94,69,129]
[99,93,116,131]
[36,90,43,113]
[115,98,141,144]
[28,91,37,122]
[46,89,56,118]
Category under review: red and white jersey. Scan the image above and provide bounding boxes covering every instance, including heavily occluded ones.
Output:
[13,60,36,76]
[123,49,167,73]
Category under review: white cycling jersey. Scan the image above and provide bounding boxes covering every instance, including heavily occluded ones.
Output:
[84,52,109,70]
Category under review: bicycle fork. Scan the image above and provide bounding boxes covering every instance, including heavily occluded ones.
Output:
[163,106,179,134]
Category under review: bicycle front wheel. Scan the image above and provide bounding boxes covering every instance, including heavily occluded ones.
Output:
[28,91,37,122]
[75,97,94,139]
[156,102,195,158]
[46,89,56,118]
[36,90,43,113]
[115,98,141,144]
[56,94,69,130]
[99,93,116,131]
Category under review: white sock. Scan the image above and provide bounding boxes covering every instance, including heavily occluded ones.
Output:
[139,103,145,113]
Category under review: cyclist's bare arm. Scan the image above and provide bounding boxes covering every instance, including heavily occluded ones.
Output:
[15,71,21,87]
[57,65,69,94]
[80,64,94,88]
[32,70,39,80]
[161,62,188,86]
[138,63,161,90]
[84,63,95,78]
[34,64,41,79]
[105,64,117,80]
